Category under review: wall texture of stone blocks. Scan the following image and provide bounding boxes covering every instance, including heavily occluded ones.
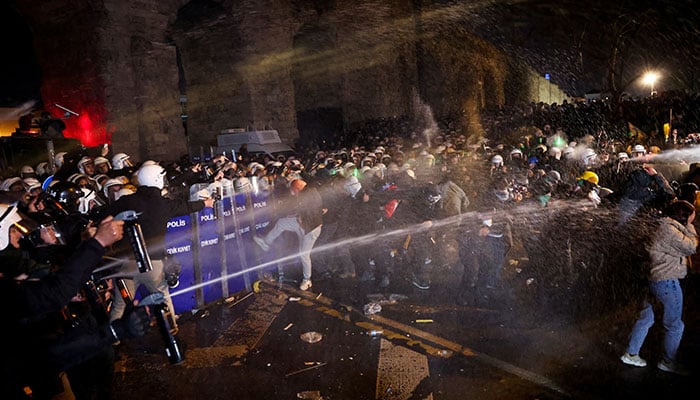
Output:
[16,0,542,162]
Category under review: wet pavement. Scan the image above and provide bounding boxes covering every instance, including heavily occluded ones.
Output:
[107,250,700,400]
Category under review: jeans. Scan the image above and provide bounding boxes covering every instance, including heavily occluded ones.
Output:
[263,216,322,281]
[625,279,685,362]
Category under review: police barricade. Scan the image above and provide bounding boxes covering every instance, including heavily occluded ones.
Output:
[164,179,276,314]
[164,213,196,313]
[250,184,278,278]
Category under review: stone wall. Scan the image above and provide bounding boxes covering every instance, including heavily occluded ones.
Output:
[16,0,556,162]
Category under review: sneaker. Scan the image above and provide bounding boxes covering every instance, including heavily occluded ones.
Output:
[620,353,647,367]
[253,235,270,251]
[657,359,690,376]
[299,279,312,291]
[411,273,430,290]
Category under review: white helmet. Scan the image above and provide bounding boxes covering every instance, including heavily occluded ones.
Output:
[582,148,597,164]
[92,174,109,190]
[618,152,629,161]
[234,177,252,193]
[0,177,23,192]
[35,162,49,176]
[102,178,123,198]
[112,153,132,170]
[0,203,23,250]
[78,187,101,214]
[249,162,265,175]
[93,156,110,169]
[77,156,94,174]
[491,154,504,165]
[114,187,135,201]
[20,165,35,178]
[23,177,42,193]
[510,148,523,158]
[546,170,561,182]
[54,152,68,168]
[137,164,166,189]
[632,144,646,155]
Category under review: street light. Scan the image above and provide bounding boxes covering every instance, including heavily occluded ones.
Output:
[642,72,659,96]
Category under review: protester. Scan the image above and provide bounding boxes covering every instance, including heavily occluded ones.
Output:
[620,200,697,376]
[254,178,323,291]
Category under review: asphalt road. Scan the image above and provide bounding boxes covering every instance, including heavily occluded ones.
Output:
[103,247,700,400]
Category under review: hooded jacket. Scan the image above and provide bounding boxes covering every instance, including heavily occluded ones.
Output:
[648,216,698,281]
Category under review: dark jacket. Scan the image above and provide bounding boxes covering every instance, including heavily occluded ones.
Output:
[106,186,207,259]
[1,238,108,398]
[296,186,323,234]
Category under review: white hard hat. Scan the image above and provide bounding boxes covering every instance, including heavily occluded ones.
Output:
[632,144,646,154]
[618,152,629,160]
[137,164,166,189]
[20,165,35,177]
[112,153,132,170]
[583,148,597,160]
[0,177,23,191]
[35,162,49,176]
[77,156,94,174]
[491,154,504,164]
[78,187,98,214]
[102,178,123,198]
[0,203,22,249]
[114,187,134,201]
[93,156,110,167]
[54,152,67,168]
[23,177,42,192]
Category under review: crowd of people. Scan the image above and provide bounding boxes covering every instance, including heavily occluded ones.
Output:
[2,92,700,397]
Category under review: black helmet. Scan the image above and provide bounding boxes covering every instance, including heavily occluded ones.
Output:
[423,185,442,207]
[46,181,84,213]
[25,212,66,247]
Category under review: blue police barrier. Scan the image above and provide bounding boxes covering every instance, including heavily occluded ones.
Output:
[162,182,281,314]
[250,189,279,278]
[198,206,222,304]
[223,194,247,293]
[164,214,196,313]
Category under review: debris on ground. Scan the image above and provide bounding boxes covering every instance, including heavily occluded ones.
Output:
[363,302,382,315]
[300,331,323,343]
[296,390,323,399]
[366,293,408,305]
[286,362,328,377]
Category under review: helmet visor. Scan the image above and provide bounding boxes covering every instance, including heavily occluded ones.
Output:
[28,221,67,246]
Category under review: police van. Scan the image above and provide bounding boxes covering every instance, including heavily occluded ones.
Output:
[215,129,295,160]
